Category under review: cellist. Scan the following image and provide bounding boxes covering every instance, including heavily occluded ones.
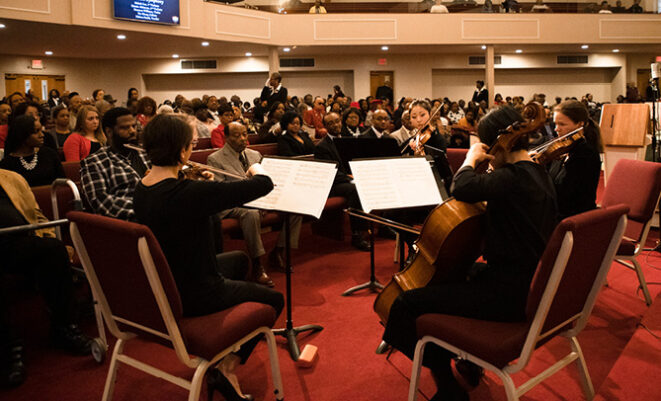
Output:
[382,106,558,401]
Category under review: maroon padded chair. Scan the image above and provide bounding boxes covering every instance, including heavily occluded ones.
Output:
[408,205,629,401]
[67,211,284,401]
[601,158,661,305]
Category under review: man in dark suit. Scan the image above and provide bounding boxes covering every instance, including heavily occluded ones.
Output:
[471,80,489,104]
[260,72,288,110]
[375,82,394,104]
[314,112,370,251]
[360,109,391,138]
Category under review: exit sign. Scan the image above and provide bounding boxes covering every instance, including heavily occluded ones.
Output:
[378,58,387,66]
[31,59,44,69]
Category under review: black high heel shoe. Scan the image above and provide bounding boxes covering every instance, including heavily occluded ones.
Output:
[206,368,253,401]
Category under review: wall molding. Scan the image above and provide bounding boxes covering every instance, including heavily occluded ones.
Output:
[0,0,50,14]
[313,18,397,41]
[214,9,271,40]
[461,18,540,40]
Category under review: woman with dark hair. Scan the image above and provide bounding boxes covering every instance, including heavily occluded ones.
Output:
[47,89,61,109]
[403,99,447,153]
[47,106,72,147]
[125,87,139,107]
[63,105,106,161]
[135,96,157,128]
[341,107,363,137]
[10,101,57,150]
[383,106,557,401]
[256,101,285,144]
[277,111,315,157]
[0,115,64,186]
[133,114,283,401]
[548,100,603,219]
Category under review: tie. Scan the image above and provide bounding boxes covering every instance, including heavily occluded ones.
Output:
[239,152,249,172]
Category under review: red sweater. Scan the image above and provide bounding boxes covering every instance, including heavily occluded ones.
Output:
[63,133,92,161]
[211,125,225,148]
[0,125,7,149]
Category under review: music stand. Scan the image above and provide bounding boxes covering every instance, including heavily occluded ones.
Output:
[333,137,401,174]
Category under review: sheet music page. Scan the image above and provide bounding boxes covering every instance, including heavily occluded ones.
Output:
[349,157,443,213]
[244,157,337,218]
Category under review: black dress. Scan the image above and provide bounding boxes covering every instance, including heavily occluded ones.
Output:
[548,140,601,219]
[383,161,557,389]
[277,131,315,157]
[0,147,65,187]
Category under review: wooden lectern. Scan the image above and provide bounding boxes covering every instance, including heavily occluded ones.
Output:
[600,104,650,184]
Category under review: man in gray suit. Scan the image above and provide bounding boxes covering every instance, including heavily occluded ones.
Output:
[207,122,302,286]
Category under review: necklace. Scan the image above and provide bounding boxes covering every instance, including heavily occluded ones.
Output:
[19,153,38,170]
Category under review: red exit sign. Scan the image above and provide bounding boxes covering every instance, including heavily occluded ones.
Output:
[378,58,387,66]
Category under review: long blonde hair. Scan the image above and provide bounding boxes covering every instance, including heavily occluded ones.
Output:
[74,105,106,145]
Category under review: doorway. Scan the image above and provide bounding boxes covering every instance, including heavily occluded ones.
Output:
[5,73,66,101]
[370,71,394,102]
[637,68,651,101]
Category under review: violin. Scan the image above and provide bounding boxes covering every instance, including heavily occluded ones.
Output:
[401,105,443,156]
[530,126,585,165]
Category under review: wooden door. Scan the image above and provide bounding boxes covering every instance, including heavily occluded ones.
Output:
[638,69,651,100]
[370,71,394,99]
[4,73,66,101]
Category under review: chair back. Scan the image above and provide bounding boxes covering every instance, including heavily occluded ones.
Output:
[68,211,184,343]
[601,159,661,239]
[521,205,628,363]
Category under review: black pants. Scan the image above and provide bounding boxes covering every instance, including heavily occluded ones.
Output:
[382,263,529,386]
[186,251,284,363]
[0,235,75,345]
[329,182,367,232]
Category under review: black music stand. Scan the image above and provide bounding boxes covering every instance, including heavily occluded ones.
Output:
[341,221,383,296]
[272,213,323,360]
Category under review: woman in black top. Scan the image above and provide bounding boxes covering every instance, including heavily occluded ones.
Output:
[255,101,285,144]
[549,100,602,219]
[47,105,72,147]
[133,114,283,401]
[383,106,557,401]
[403,99,448,153]
[0,115,64,187]
[277,111,315,157]
[340,107,363,137]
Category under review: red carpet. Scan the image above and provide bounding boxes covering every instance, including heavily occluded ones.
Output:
[3,221,661,401]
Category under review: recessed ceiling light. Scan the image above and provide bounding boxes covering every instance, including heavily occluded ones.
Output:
[44,51,53,56]
[481,45,487,50]
[172,54,179,58]
[581,45,589,49]
[117,34,126,40]
[0,23,6,29]
[283,47,291,52]
[381,46,389,51]
[612,49,620,53]
[201,41,209,47]
[245,52,252,57]
[515,49,523,54]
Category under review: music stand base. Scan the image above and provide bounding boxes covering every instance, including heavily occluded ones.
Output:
[342,280,384,296]
[272,324,323,361]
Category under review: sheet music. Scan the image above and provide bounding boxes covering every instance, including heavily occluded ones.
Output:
[244,157,337,219]
[349,157,443,213]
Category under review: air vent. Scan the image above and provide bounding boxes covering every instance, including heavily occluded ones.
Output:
[468,56,502,65]
[181,59,217,69]
[557,55,588,64]
[280,58,315,68]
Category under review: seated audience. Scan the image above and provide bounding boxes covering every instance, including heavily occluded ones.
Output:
[67,93,83,131]
[135,96,157,129]
[133,115,284,400]
[10,102,57,150]
[208,122,304,285]
[341,107,363,138]
[0,115,64,187]
[80,107,150,220]
[47,105,72,147]
[194,107,216,139]
[256,101,286,144]
[628,0,643,12]
[390,110,414,145]
[360,109,391,138]
[63,106,106,161]
[598,1,613,13]
[210,103,235,148]
[309,0,327,13]
[278,111,316,156]
[0,169,91,388]
[0,102,11,148]
[430,0,449,13]
[531,0,552,12]
[47,89,62,109]
[303,97,328,138]
[446,102,465,124]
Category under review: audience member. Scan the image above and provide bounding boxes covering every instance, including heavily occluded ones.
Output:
[92,89,105,102]
[47,89,62,109]
[0,102,10,148]
[430,0,449,13]
[80,107,150,221]
[390,110,414,145]
[123,87,139,108]
[531,0,552,12]
[361,109,391,138]
[278,111,315,156]
[135,96,157,128]
[256,101,285,144]
[47,106,72,147]
[309,0,327,13]
[10,102,57,150]
[63,106,106,161]
[598,1,613,13]
[210,103,235,148]
[67,93,83,131]
[446,102,465,124]
[628,0,643,12]
[303,97,328,137]
[260,73,288,110]
[611,0,626,12]
[0,115,64,187]
[7,92,26,110]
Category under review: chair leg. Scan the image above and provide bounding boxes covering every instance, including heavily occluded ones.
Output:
[632,259,652,306]
[492,369,519,401]
[570,337,595,400]
[188,361,212,401]
[265,329,285,401]
[102,338,125,401]
[408,339,427,401]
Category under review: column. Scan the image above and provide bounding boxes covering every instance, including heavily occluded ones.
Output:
[269,47,279,75]
[485,45,495,108]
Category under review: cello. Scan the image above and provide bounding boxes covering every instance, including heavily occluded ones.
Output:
[373,102,546,325]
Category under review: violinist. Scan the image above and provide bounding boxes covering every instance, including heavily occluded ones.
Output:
[133,114,284,401]
[382,106,557,401]
[404,99,448,154]
[548,100,603,219]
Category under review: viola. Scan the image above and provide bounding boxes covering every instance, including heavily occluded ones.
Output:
[531,126,585,165]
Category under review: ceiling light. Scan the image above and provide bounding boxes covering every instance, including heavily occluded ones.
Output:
[283,47,291,52]
[515,49,523,54]
[0,23,6,29]
[612,49,620,53]
[245,52,252,57]
[44,51,53,56]
[117,34,126,40]
[381,46,389,51]
[581,45,589,49]
[481,45,487,50]
[201,41,210,47]
[172,54,179,58]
